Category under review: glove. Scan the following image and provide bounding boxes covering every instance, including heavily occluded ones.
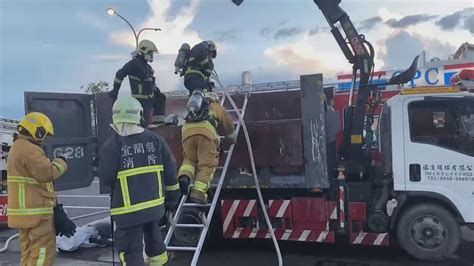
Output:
[109,89,119,101]
[56,150,73,162]
[54,203,76,238]
[226,132,237,144]
[178,176,190,196]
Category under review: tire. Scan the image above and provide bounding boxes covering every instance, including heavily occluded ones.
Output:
[396,203,461,261]
[172,208,202,247]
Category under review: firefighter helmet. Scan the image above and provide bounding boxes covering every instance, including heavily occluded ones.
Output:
[18,112,54,142]
[206,40,217,58]
[137,40,158,62]
[205,92,220,103]
[112,96,143,124]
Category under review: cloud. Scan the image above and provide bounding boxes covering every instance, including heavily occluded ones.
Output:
[273,27,304,39]
[214,30,239,41]
[358,16,383,31]
[377,31,423,69]
[417,35,457,60]
[465,14,474,33]
[76,11,109,31]
[90,53,130,61]
[386,14,438,28]
[108,0,202,91]
[109,0,201,55]
[436,7,474,31]
[377,30,456,70]
[308,28,319,36]
[260,26,272,37]
[263,36,348,77]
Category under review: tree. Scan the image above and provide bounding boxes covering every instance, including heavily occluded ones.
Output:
[81,81,109,94]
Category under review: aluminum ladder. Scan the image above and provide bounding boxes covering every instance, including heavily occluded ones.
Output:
[165,91,250,266]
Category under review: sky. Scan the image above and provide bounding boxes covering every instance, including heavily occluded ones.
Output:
[0,0,473,119]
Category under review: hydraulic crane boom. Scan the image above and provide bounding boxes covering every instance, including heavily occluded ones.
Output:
[232,0,418,176]
[313,0,375,171]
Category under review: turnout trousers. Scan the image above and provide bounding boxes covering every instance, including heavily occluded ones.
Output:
[136,93,166,127]
[19,218,56,266]
[178,135,219,202]
[115,220,168,266]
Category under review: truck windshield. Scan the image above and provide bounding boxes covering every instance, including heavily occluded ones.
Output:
[408,97,474,157]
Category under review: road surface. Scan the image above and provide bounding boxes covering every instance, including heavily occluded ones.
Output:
[1,179,473,265]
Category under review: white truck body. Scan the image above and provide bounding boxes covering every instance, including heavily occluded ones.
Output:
[388,92,474,223]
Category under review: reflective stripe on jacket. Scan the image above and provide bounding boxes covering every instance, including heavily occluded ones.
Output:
[110,165,165,216]
[98,129,179,229]
[184,41,214,80]
[113,56,156,98]
[7,136,68,228]
[182,102,235,142]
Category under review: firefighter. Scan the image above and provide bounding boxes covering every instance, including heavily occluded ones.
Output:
[98,96,180,266]
[7,112,69,266]
[110,39,167,127]
[183,40,217,95]
[178,92,236,203]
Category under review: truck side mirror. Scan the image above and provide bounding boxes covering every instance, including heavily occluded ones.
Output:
[388,56,419,85]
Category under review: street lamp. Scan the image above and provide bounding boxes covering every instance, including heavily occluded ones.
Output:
[106,7,161,49]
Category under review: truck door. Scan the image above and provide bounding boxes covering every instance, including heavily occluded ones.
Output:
[402,95,474,222]
[24,92,96,191]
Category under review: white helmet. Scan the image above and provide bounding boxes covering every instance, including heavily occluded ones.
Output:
[206,40,217,58]
[137,40,158,62]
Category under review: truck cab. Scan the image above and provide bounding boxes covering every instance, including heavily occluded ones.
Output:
[378,87,474,259]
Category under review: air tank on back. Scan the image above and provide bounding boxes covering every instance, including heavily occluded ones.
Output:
[175,43,191,75]
[187,90,205,113]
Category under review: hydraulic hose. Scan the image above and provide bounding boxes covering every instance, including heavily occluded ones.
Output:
[213,72,283,266]
[0,209,109,253]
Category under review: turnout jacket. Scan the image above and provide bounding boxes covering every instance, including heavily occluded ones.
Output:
[113,56,157,99]
[7,135,68,228]
[184,41,215,81]
[99,129,180,229]
[182,101,235,142]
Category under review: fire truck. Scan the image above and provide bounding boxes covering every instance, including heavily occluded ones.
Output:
[1,0,473,262]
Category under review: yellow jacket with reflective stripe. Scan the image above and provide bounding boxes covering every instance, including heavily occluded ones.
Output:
[182,102,235,142]
[7,135,68,228]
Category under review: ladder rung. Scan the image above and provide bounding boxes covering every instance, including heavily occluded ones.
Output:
[223,150,230,153]
[182,203,212,207]
[175,223,205,228]
[216,166,224,169]
[227,109,242,112]
[167,246,197,251]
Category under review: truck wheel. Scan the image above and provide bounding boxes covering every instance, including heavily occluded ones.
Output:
[396,203,460,261]
[172,208,202,247]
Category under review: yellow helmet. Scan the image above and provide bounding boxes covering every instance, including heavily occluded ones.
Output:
[18,112,54,142]
[205,92,220,103]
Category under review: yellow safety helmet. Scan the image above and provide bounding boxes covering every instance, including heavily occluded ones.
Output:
[205,92,220,103]
[18,112,54,142]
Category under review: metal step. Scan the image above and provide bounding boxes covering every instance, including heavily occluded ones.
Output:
[175,224,205,228]
[182,203,212,207]
[165,91,251,266]
[167,246,197,252]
